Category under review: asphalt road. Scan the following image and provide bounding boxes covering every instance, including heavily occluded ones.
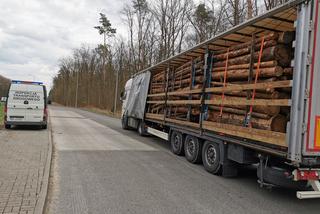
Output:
[45,105,320,214]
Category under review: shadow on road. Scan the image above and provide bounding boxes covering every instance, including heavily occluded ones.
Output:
[7,125,46,131]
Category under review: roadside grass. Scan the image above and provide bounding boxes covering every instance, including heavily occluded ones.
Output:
[0,102,4,127]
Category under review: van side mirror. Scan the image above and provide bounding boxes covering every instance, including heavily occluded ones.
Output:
[1,97,7,102]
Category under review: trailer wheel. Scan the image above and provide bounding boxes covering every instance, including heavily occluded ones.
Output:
[184,135,202,164]
[170,131,184,156]
[202,141,221,174]
[121,115,129,130]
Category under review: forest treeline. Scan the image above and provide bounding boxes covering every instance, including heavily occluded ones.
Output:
[51,0,289,112]
[0,75,10,98]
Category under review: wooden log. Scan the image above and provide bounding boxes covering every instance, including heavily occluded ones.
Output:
[170,107,200,115]
[212,90,280,99]
[175,76,203,85]
[150,80,292,98]
[151,84,202,95]
[283,67,293,76]
[229,105,280,116]
[208,105,270,119]
[212,61,278,72]
[175,66,203,78]
[151,88,165,93]
[211,78,279,92]
[151,78,203,93]
[153,71,165,78]
[168,106,273,120]
[214,32,280,55]
[214,32,293,55]
[211,66,283,80]
[208,111,287,132]
[213,45,291,67]
[147,97,290,107]
[174,57,202,71]
[201,120,286,146]
[214,40,278,61]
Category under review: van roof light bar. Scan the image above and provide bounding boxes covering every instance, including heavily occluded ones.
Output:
[11,80,43,85]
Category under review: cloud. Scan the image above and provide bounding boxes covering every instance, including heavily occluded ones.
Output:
[0,0,129,90]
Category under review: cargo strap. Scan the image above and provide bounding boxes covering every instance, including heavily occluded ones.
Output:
[219,48,229,116]
[246,36,265,127]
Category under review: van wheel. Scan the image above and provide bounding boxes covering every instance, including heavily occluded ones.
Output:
[184,135,202,164]
[170,131,184,156]
[42,124,47,129]
[202,141,222,175]
[5,124,10,129]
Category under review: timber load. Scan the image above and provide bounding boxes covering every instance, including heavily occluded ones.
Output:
[146,31,294,137]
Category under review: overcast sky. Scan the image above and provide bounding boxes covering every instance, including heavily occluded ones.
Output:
[0,0,130,90]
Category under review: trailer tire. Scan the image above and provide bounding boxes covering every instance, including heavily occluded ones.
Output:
[202,141,222,175]
[184,135,202,164]
[121,115,129,130]
[170,131,184,156]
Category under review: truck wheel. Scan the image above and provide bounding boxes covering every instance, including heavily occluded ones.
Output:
[121,115,129,130]
[5,124,10,129]
[137,121,147,136]
[184,135,202,164]
[202,141,222,174]
[170,131,184,156]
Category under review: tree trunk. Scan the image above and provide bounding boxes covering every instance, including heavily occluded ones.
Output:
[211,66,283,80]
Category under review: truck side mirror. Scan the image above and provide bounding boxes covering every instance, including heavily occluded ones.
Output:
[120,91,124,101]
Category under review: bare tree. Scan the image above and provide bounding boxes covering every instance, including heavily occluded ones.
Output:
[264,0,289,10]
[52,0,280,114]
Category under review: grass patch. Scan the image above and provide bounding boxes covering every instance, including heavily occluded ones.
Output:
[0,103,4,126]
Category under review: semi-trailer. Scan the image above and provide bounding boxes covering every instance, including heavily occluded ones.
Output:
[120,0,320,199]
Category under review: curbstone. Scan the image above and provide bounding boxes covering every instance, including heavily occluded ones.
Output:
[34,112,53,214]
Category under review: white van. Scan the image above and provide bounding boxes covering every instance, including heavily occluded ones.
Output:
[4,80,48,129]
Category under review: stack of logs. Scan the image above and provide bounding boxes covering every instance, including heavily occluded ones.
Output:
[148,32,294,133]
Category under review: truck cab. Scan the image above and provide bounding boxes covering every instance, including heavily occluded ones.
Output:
[121,78,133,121]
[120,72,150,135]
